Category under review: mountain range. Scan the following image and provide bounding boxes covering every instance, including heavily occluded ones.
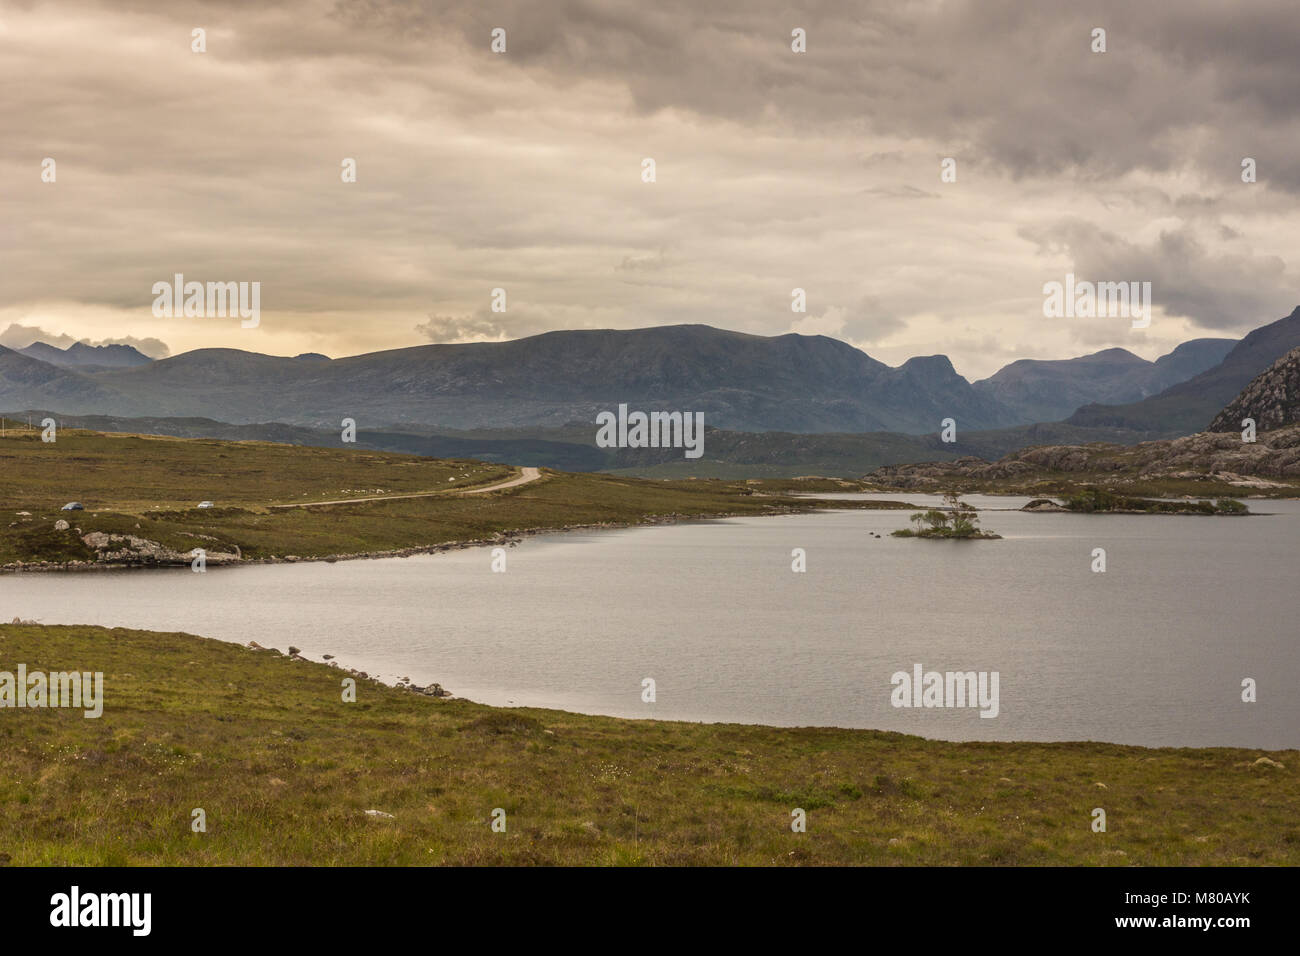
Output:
[17,341,154,371]
[1067,306,1300,435]
[7,312,1296,437]
[972,339,1234,423]
[10,309,1300,480]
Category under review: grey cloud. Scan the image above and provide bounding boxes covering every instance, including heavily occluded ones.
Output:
[840,298,905,344]
[416,312,510,344]
[0,322,170,357]
[0,324,78,350]
[97,336,172,358]
[859,185,939,200]
[1021,219,1293,333]
[416,307,558,344]
[616,248,675,272]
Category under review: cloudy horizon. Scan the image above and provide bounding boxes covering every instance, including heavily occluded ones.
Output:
[3,0,1298,378]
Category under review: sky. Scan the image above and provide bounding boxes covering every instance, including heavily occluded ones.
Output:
[2,0,1297,379]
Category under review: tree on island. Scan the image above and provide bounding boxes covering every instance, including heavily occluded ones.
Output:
[894,492,999,539]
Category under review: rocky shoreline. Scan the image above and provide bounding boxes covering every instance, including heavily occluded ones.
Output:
[0,504,821,574]
[246,641,455,701]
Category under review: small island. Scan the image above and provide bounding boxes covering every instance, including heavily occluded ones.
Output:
[892,493,1001,539]
[1025,488,1249,515]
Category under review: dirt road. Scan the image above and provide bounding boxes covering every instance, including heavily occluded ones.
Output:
[270,467,542,509]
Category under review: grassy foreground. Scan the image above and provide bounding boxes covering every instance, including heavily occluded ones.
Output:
[1,624,1295,866]
[0,428,909,568]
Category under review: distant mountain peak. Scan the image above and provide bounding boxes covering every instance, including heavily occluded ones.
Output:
[896,354,960,382]
[18,340,154,370]
[1084,347,1145,363]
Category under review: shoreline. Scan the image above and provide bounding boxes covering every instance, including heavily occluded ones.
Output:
[849,488,1299,500]
[9,620,1292,753]
[4,490,1279,574]
[0,502,851,575]
[193,650,1300,752]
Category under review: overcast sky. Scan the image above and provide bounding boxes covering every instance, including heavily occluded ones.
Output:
[2,0,1297,378]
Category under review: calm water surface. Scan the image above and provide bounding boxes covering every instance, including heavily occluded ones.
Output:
[3,500,1296,747]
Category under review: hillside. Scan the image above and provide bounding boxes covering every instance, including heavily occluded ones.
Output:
[0,347,127,408]
[1210,346,1300,433]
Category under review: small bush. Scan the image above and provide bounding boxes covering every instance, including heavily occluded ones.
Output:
[458,713,544,736]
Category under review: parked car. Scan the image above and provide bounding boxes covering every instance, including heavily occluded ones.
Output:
[197,501,215,509]
[60,502,84,511]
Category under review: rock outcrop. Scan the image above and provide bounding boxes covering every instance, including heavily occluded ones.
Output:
[867,424,1300,488]
[1209,346,1300,434]
[78,531,241,566]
